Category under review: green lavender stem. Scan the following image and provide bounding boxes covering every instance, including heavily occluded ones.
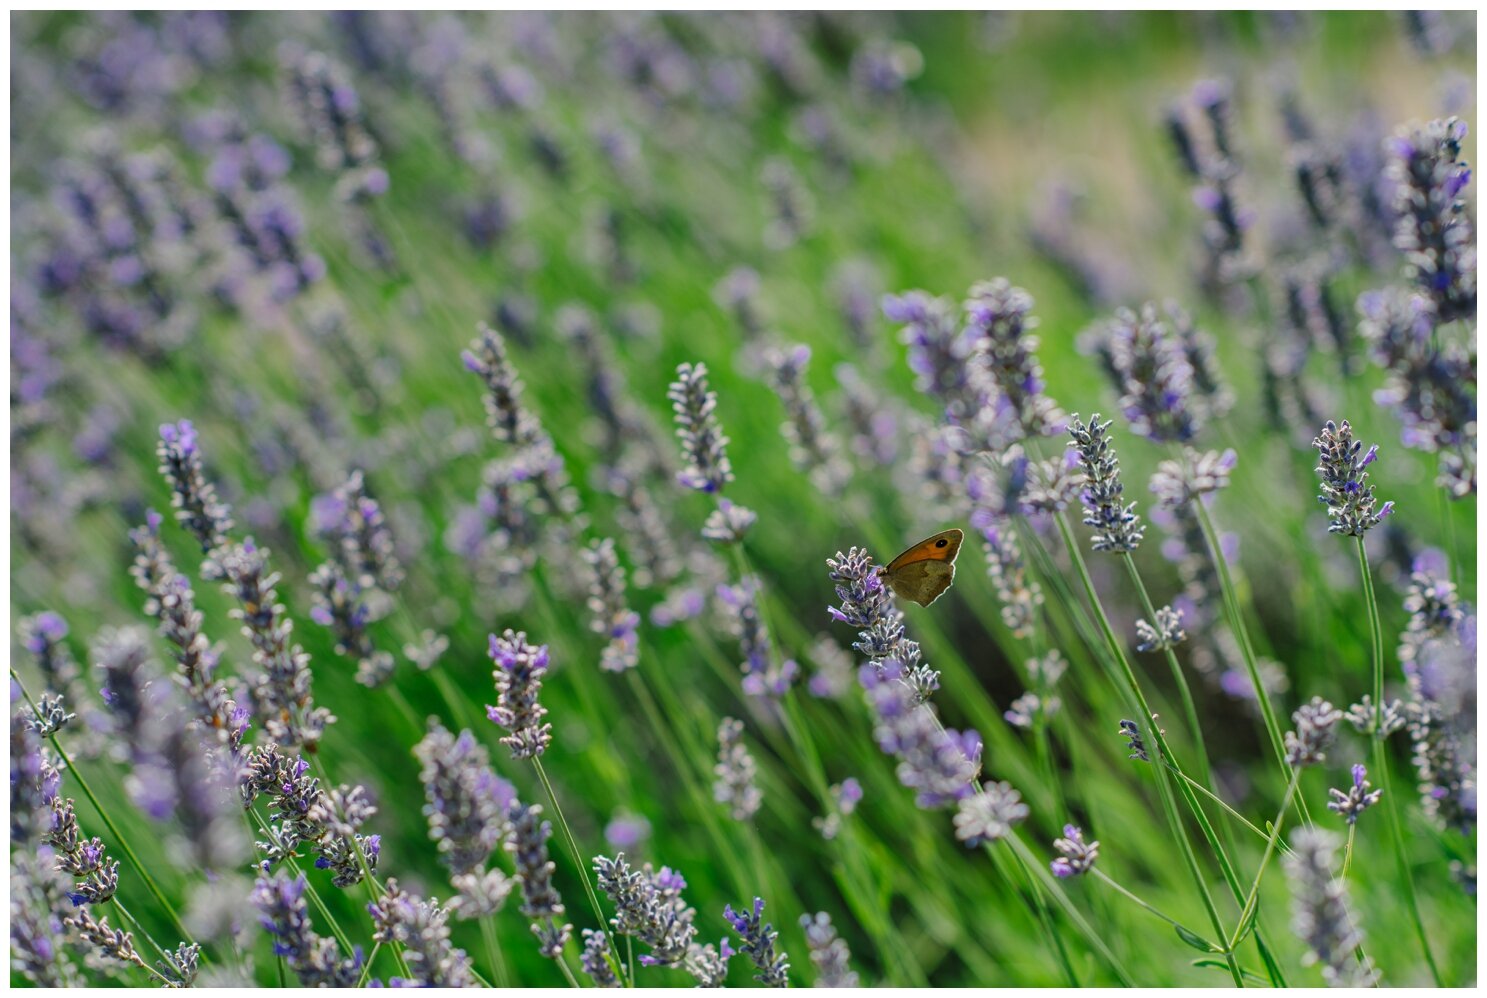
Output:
[1356,539,1443,987]
[1049,516,1242,987]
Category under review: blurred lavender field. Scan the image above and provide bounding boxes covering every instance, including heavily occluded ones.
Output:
[9,10,1478,988]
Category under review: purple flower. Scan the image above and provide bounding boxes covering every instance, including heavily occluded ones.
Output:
[486,630,552,759]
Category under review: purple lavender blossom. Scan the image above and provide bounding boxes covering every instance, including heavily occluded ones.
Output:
[799,911,858,987]
[582,538,641,674]
[486,630,553,760]
[1285,829,1377,986]
[963,279,1065,440]
[668,361,734,495]
[156,420,233,561]
[724,897,790,987]
[414,721,515,878]
[1386,117,1475,323]
[367,880,475,987]
[1327,764,1383,825]
[714,718,762,821]
[1068,414,1145,553]
[860,663,981,809]
[1049,824,1100,877]
[1311,419,1395,536]
[251,872,362,986]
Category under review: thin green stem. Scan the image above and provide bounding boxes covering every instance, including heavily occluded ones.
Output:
[480,916,511,988]
[1004,835,1136,986]
[1192,501,1313,827]
[1356,539,1442,986]
[532,757,629,987]
[1226,773,1299,952]
[1121,553,1213,791]
[1090,868,1211,941]
[1050,516,1242,987]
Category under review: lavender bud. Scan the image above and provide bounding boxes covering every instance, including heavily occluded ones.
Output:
[764,343,850,495]
[1285,697,1343,767]
[953,781,1029,847]
[507,801,572,960]
[1149,448,1237,507]
[799,911,858,987]
[1069,414,1145,553]
[1050,824,1100,877]
[463,323,543,448]
[581,928,621,987]
[724,897,790,987]
[1343,696,1405,738]
[714,718,762,821]
[1387,117,1475,323]
[1312,420,1395,536]
[1004,692,1060,730]
[1136,605,1187,652]
[368,879,475,987]
[702,497,757,545]
[1119,719,1150,762]
[1089,304,1200,443]
[963,279,1065,439]
[486,630,553,760]
[861,664,980,809]
[250,872,361,987]
[593,853,699,968]
[219,540,334,750]
[717,578,797,698]
[1327,764,1383,825]
[156,419,233,560]
[669,362,734,494]
[580,538,641,674]
[414,721,515,878]
[1285,828,1378,986]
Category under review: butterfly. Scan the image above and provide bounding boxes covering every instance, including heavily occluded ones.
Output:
[877,528,964,607]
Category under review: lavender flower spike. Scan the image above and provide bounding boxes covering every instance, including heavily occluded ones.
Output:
[799,911,858,987]
[1312,419,1395,536]
[669,361,733,494]
[1050,824,1100,877]
[1327,764,1383,825]
[156,419,233,561]
[714,718,762,821]
[1069,414,1145,553]
[1285,828,1378,986]
[486,630,553,760]
[724,897,790,987]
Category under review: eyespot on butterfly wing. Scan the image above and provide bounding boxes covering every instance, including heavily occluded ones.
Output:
[879,528,964,607]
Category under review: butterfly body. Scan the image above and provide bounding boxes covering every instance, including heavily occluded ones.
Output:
[878,528,963,606]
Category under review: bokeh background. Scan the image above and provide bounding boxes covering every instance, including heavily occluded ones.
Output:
[10,11,1477,988]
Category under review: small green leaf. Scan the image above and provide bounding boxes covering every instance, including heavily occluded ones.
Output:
[1174,924,1220,953]
[1192,960,1271,985]
[1234,902,1260,946]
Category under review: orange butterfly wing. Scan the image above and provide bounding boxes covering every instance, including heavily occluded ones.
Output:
[881,529,964,606]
